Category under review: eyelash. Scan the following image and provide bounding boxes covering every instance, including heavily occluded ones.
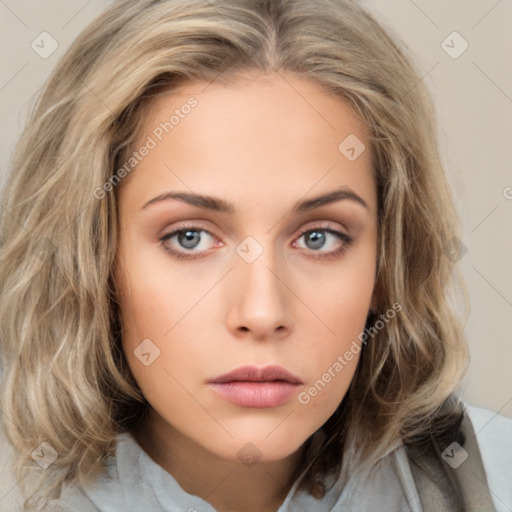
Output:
[158,223,354,261]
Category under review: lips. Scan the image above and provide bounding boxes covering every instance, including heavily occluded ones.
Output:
[208,365,303,385]
[208,365,303,408]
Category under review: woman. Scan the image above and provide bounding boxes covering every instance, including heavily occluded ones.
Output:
[0,0,510,511]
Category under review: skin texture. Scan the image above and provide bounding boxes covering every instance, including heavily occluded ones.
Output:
[113,70,378,512]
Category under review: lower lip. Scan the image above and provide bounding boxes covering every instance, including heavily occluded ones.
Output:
[208,381,301,408]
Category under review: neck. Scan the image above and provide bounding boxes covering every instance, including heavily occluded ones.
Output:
[132,410,307,512]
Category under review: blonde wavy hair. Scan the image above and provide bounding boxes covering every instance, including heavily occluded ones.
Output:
[0,0,469,509]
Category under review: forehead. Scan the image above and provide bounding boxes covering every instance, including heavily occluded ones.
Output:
[120,71,376,215]
[143,71,369,146]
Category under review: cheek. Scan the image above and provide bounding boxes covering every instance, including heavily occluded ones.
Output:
[297,335,362,415]
[114,235,201,343]
[304,270,374,355]
[114,242,212,398]
[293,274,372,415]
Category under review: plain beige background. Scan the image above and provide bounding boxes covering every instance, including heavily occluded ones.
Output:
[0,0,511,419]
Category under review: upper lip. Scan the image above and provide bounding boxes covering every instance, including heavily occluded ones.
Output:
[208,365,303,384]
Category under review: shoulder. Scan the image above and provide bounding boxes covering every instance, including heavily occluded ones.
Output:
[465,402,512,447]
[465,402,512,511]
[0,420,26,511]
[0,420,114,512]
[402,399,511,511]
[0,422,94,511]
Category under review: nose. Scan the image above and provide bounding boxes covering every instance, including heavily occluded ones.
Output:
[226,247,292,341]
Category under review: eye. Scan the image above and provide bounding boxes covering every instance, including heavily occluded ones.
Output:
[159,225,218,260]
[293,226,353,260]
[159,223,354,261]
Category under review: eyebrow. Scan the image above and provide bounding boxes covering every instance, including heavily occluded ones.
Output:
[141,186,369,214]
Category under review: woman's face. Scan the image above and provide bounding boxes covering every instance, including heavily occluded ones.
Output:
[114,71,378,463]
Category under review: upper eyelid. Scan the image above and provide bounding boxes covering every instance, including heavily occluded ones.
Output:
[161,221,348,238]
